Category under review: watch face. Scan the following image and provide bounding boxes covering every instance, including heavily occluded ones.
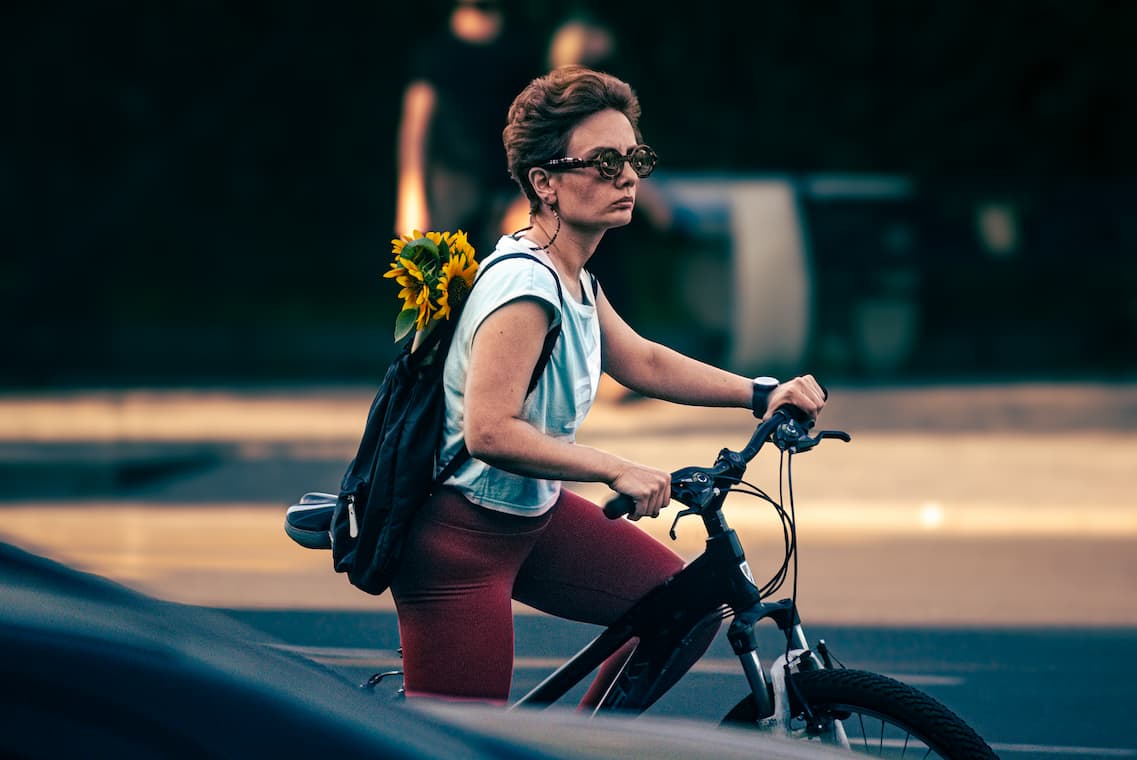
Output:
[754,376,779,389]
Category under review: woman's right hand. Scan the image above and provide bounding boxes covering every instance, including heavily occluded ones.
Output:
[608,462,672,520]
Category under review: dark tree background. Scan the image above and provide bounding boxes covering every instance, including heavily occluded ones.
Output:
[4,0,1134,386]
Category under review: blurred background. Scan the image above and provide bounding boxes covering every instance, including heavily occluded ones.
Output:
[2,5,1135,750]
[5,0,1134,386]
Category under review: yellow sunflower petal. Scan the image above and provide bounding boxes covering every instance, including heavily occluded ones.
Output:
[400,257,423,278]
[450,230,470,253]
[415,299,432,329]
[435,295,451,321]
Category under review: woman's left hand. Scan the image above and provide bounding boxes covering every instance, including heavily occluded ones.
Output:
[764,375,827,420]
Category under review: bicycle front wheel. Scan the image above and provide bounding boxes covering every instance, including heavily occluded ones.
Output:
[723,669,997,759]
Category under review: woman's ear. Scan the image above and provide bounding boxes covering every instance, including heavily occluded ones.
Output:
[528,167,556,207]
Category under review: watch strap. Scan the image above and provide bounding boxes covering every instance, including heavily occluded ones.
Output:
[751,381,775,419]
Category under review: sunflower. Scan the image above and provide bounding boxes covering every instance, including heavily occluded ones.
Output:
[435,251,479,321]
[385,228,478,341]
[385,256,425,312]
[443,229,475,261]
[384,230,419,285]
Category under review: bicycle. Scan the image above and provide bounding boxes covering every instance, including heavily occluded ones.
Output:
[287,405,997,758]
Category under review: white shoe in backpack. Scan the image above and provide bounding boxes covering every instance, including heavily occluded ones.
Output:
[284,492,336,550]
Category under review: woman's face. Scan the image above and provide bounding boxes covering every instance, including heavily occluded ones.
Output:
[550,108,640,232]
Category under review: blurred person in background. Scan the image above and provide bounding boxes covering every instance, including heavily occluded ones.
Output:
[394,0,538,251]
[389,64,827,704]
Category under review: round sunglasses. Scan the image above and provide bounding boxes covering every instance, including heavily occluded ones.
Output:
[539,144,658,181]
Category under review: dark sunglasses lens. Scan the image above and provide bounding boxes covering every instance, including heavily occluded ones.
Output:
[630,146,657,177]
[596,149,623,180]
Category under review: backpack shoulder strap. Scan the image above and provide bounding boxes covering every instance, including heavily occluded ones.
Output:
[477,252,565,306]
[472,252,565,393]
[434,252,565,485]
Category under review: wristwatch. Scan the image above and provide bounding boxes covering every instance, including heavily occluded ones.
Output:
[751,376,780,418]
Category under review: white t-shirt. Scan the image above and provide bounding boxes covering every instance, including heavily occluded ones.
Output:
[437,234,602,515]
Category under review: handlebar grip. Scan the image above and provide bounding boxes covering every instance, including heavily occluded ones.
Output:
[776,382,829,423]
[603,493,636,520]
[776,403,811,423]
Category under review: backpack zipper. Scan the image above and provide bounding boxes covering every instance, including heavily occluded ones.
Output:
[346,494,359,538]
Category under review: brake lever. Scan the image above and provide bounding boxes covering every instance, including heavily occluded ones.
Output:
[786,428,853,454]
[668,508,698,540]
[667,466,719,539]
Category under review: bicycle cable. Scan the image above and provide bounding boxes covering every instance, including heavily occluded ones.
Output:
[782,450,798,660]
[717,475,796,600]
[774,450,824,731]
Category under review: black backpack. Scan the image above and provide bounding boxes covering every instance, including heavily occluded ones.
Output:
[285,252,586,596]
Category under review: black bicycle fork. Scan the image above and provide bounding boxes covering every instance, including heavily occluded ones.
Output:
[513,525,805,716]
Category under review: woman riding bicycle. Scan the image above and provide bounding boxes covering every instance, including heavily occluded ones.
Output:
[390,64,827,704]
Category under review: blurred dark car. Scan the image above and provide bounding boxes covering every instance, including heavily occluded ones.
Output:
[0,541,843,759]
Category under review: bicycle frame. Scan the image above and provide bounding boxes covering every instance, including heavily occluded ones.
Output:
[514,413,827,721]
[509,409,860,750]
[513,528,809,716]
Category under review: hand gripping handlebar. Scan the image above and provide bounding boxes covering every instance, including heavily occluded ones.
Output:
[602,403,850,520]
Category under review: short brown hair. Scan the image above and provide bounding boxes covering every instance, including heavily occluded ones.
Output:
[503,65,642,212]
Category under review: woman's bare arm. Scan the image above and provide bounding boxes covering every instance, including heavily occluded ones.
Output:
[463,297,672,515]
[596,286,825,417]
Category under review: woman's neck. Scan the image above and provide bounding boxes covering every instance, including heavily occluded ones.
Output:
[529,212,600,278]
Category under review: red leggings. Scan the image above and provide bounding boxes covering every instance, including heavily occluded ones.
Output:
[390,487,714,704]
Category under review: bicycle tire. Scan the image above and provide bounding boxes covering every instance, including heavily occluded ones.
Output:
[722,669,997,759]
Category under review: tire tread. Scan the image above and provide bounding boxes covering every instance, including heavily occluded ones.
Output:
[789,669,997,759]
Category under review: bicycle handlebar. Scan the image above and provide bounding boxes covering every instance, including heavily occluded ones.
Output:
[601,493,638,520]
[603,402,849,520]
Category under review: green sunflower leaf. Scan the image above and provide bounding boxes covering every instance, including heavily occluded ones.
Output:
[394,308,418,342]
[402,237,439,265]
